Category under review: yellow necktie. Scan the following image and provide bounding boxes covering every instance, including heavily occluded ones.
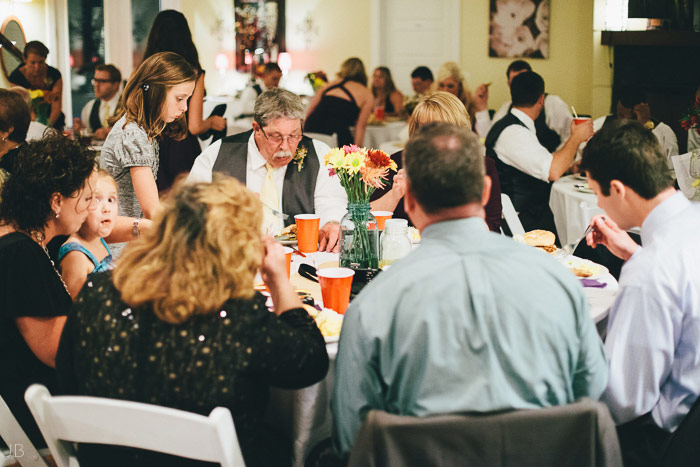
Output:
[101,102,110,128]
[260,163,280,233]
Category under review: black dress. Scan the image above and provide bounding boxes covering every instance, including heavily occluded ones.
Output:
[56,271,329,466]
[0,232,71,448]
[9,65,65,130]
[304,80,360,146]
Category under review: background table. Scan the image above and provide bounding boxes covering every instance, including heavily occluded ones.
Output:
[549,175,599,246]
[361,120,408,149]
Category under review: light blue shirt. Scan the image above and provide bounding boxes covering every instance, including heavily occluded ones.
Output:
[602,192,700,431]
[331,217,608,457]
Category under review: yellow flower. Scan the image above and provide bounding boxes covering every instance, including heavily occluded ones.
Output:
[29,89,44,100]
[324,148,346,169]
[343,150,365,175]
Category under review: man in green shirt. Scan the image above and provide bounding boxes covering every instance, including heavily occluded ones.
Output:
[331,122,609,459]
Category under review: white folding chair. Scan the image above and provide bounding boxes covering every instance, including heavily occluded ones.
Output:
[580,201,604,231]
[24,384,245,467]
[0,395,48,467]
[304,132,338,148]
[500,193,525,236]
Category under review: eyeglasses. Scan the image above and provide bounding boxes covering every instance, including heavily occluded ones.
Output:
[260,127,303,146]
[91,78,118,85]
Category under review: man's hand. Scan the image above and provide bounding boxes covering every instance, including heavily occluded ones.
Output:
[473,83,490,112]
[570,119,594,144]
[94,127,111,140]
[586,215,639,261]
[261,236,288,286]
[318,221,341,253]
[389,169,406,199]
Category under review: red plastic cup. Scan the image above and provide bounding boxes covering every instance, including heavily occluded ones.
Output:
[294,214,320,253]
[370,211,393,230]
[374,106,385,121]
[283,246,293,278]
[573,117,591,125]
[317,268,355,314]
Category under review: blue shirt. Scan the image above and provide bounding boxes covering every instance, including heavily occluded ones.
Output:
[331,217,608,457]
[602,192,700,432]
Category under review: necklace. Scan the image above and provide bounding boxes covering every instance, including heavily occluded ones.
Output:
[21,230,71,296]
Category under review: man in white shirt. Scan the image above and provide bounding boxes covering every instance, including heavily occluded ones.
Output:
[593,86,678,170]
[188,87,346,251]
[238,62,282,118]
[485,71,592,232]
[8,86,52,141]
[74,64,121,139]
[481,60,573,151]
[581,120,700,467]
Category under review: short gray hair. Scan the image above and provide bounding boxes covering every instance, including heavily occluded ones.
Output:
[254,87,305,127]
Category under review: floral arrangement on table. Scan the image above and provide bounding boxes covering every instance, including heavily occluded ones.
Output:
[324,145,397,270]
[306,71,328,93]
[403,93,423,116]
[29,89,50,126]
[680,97,700,136]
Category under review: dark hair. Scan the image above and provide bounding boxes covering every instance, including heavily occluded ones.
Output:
[143,10,201,72]
[0,135,97,234]
[113,51,196,140]
[23,41,49,59]
[510,71,544,107]
[264,62,282,74]
[580,119,673,199]
[403,122,484,213]
[506,60,532,77]
[95,64,122,83]
[617,85,647,109]
[0,89,30,143]
[411,66,433,82]
[373,66,398,95]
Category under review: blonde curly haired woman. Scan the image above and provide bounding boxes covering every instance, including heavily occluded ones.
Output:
[56,174,329,466]
[436,61,491,137]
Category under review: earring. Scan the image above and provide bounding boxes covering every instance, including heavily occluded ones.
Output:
[55,211,60,219]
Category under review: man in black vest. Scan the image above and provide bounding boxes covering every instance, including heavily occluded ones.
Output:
[188,87,347,252]
[485,72,592,233]
[238,62,283,118]
[483,60,573,153]
[74,64,121,139]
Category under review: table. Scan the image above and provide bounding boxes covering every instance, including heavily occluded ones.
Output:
[549,174,599,246]
[267,248,618,466]
[361,120,408,149]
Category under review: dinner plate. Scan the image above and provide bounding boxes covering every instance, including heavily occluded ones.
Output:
[274,235,298,246]
[561,257,609,280]
[573,173,587,181]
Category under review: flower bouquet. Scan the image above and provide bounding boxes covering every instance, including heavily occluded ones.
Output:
[324,145,398,270]
[306,71,328,93]
[29,89,50,125]
[680,97,700,136]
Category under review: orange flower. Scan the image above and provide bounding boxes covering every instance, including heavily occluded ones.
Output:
[367,149,393,169]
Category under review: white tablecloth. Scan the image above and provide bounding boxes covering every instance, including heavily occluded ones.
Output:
[362,121,408,149]
[549,175,599,246]
[267,249,617,466]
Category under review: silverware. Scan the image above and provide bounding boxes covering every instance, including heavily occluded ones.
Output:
[562,221,599,255]
[260,201,289,220]
[288,245,306,258]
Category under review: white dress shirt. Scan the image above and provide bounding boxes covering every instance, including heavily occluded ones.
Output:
[487,94,573,150]
[492,108,553,182]
[238,80,269,117]
[187,132,347,228]
[688,128,700,152]
[602,192,700,432]
[25,121,52,141]
[80,92,121,132]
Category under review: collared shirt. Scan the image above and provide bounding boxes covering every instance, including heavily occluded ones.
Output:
[492,108,553,182]
[187,133,347,228]
[602,192,700,432]
[487,94,573,150]
[331,217,608,457]
[238,80,269,117]
[81,93,121,132]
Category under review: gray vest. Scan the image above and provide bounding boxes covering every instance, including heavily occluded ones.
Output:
[212,130,319,226]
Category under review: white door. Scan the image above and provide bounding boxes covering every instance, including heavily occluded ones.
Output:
[372,0,461,95]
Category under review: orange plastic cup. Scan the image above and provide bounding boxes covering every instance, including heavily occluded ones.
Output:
[283,246,293,278]
[573,117,591,125]
[371,211,393,230]
[294,214,320,253]
[318,268,355,314]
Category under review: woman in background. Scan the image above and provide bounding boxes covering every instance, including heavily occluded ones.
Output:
[436,61,490,138]
[9,41,65,130]
[371,66,404,116]
[305,57,374,146]
[57,175,328,466]
[371,91,502,232]
[143,9,227,192]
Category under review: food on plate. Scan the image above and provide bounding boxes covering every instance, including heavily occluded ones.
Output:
[275,223,297,240]
[304,304,343,338]
[522,229,557,254]
[565,260,601,278]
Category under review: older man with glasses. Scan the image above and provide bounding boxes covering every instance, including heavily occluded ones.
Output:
[74,64,122,139]
[188,87,347,251]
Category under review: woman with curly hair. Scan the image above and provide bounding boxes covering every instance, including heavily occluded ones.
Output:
[436,61,491,137]
[305,57,374,146]
[0,134,97,447]
[56,174,329,466]
[371,66,404,116]
[101,51,196,256]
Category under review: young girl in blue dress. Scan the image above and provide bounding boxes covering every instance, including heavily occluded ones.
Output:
[59,169,118,299]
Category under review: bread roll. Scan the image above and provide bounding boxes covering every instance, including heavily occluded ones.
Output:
[523,229,555,247]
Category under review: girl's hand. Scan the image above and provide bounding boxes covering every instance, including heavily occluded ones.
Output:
[261,236,288,286]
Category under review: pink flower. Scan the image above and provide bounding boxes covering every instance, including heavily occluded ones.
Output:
[328,167,337,177]
[343,144,361,154]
